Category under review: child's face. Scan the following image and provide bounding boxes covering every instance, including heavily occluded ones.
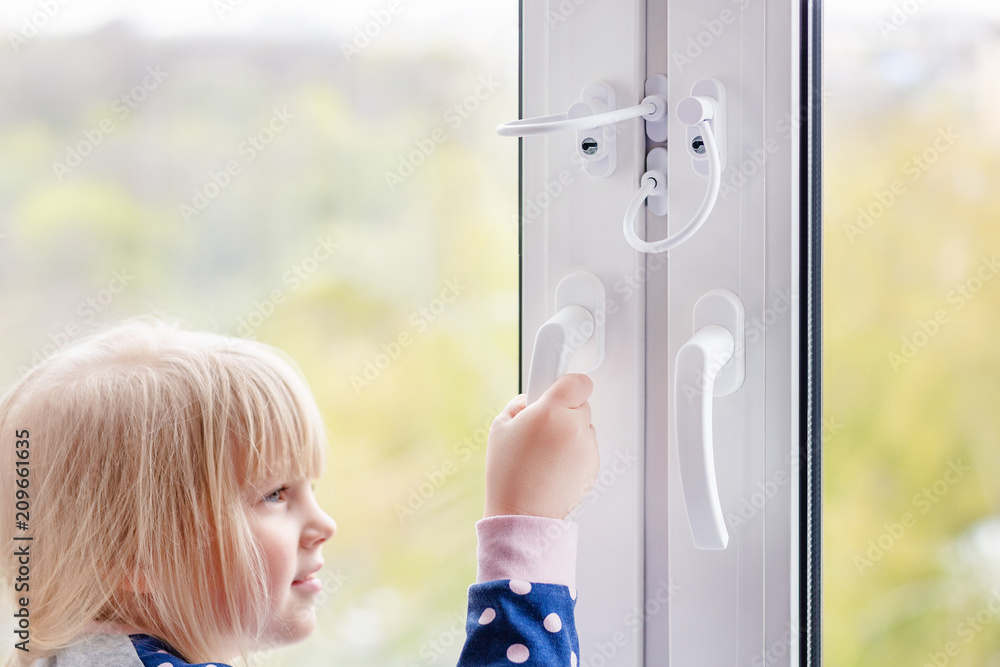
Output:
[245,476,337,648]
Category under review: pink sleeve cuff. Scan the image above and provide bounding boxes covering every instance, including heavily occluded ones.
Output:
[475,514,578,588]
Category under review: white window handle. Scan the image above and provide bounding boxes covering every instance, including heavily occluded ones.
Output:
[525,271,606,405]
[674,289,745,550]
[674,324,733,550]
[497,94,665,137]
[526,305,595,405]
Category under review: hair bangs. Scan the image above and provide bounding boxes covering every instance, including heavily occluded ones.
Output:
[224,345,326,487]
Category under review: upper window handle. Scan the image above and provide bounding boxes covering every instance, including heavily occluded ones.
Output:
[497,88,665,137]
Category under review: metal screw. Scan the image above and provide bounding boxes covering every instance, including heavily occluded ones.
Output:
[581,137,599,155]
[692,136,706,154]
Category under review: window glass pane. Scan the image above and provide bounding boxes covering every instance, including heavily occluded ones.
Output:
[0,2,517,664]
[826,2,1000,664]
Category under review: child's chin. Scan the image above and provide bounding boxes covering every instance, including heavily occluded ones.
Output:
[255,615,317,651]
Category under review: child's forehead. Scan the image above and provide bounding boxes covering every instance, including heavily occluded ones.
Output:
[241,454,317,482]
[233,417,325,473]
[244,468,320,485]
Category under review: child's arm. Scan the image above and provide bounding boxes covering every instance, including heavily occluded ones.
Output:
[458,374,597,666]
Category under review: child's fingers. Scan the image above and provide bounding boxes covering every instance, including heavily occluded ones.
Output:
[540,373,593,409]
[508,393,527,417]
[493,393,527,426]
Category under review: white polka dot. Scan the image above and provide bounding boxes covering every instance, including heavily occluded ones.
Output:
[571,650,578,666]
[479,607,496,625]
[509,579,532,595]
[507,643,530,663]
[569,586,577,600]
[156,663,172,667]
[543,612,562,632]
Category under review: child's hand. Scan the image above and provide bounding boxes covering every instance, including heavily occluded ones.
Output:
[483,373,600,520]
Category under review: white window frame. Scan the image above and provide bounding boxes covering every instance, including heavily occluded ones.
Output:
[516,0,821,664]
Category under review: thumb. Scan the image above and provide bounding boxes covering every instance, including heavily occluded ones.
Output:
[539,373,593,409]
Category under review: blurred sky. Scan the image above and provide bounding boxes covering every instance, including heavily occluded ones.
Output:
[3,0,1000,35]
[829,0,1000,18]
[0,0,518,62]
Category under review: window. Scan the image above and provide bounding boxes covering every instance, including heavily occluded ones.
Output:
[825,2,1000,665]
[515,0,818,664]
[0,2,517,664]
[7,0,988,665]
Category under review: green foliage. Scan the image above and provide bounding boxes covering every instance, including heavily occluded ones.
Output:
[825,83,1000,666]
[0,28,516,666]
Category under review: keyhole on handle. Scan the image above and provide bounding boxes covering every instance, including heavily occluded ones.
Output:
[581,137,599,155]
[691,136,706,154]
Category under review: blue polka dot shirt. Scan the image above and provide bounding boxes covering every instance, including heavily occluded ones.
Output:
[130,633,232,667]
[458,579,580,666]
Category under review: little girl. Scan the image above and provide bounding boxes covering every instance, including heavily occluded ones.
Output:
[0,318,599,666]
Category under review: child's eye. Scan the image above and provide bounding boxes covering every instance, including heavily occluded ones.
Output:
[262,486,289,503]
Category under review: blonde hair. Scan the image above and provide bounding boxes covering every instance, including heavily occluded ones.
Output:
[0,317,327,666]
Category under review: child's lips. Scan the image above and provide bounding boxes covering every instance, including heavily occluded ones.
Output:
[291,574,323,593]
[292,563,323,585]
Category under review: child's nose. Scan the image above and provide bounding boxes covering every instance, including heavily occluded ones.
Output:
[303,508,337,548]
